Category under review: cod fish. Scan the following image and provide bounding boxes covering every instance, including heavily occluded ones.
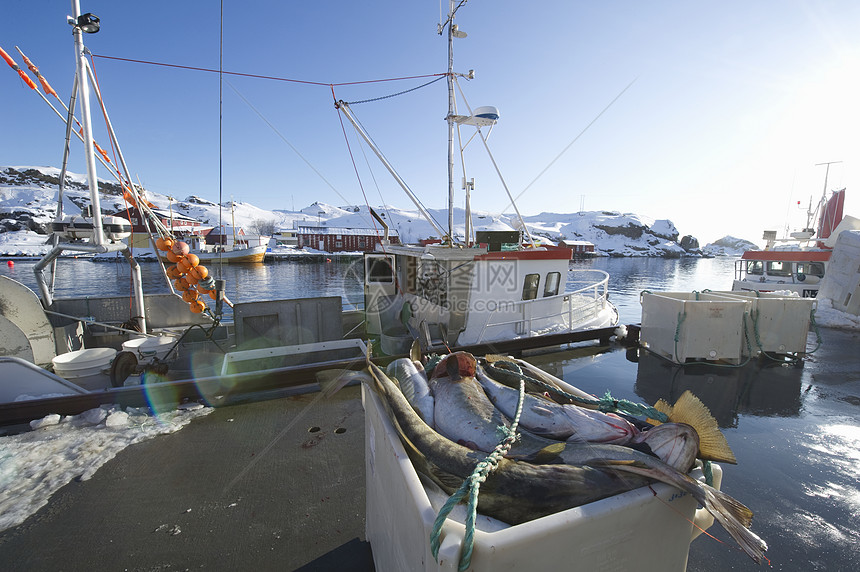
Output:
[429,354,566,462]
[476,368,639,444]
[366,362,768,564]
[386,357,434,426]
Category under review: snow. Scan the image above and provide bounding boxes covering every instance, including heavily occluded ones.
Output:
[814,298,860,330]
[2,165,755,258]
[0,403,212,533]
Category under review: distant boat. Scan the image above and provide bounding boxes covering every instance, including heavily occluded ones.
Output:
[732,167,849,298]
[158,231,269,264]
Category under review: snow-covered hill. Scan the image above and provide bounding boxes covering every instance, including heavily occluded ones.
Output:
[702,235,761,257]
[0,166,756,257]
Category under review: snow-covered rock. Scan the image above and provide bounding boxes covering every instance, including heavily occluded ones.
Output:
[703,235,760,257]
[1,166,761,258]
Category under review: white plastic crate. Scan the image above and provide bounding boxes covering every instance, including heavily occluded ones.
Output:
[362,384,721,572]
[707,291,815,355]
[640,292,750,363]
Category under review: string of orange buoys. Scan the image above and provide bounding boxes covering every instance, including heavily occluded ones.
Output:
[156,237,225,315]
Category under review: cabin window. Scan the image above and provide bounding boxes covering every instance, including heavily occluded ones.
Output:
[796,262,825,277]
[766,261,791,277]
[367,256,394,283]
[746,261,764,275]
[522,273,540,300]
[543,272,561,297]
[335,240,343,249]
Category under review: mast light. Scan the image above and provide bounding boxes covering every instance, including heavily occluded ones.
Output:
[68,13,100,34]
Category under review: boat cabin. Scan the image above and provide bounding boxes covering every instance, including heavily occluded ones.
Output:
[732,250,830,298]
[363,230,616,354]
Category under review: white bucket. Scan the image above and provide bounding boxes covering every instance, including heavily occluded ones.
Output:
[51,348,117,387]
[121,336,176,363]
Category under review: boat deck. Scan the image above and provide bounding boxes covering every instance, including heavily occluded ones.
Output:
[3,327,860,570]
[0,385,374,571]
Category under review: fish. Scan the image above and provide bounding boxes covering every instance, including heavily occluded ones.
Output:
[627,422,699,472]
[484,354,737,464]
[386,357,434,426]
[475,367,639,444]
[428,355,565,462]
[366,361,650,523]
[365,362,768,564]
[652,391,737,464]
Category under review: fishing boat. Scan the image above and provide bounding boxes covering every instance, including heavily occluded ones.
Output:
[732,165,849,298]
[157,230,269,264]
[336,13,617,355]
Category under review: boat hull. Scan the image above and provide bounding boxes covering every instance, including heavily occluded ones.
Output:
[731,279,820,298]
[159,245,267,264]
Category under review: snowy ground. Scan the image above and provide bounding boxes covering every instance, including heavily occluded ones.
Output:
[0,403,212,533]
[814,298,860,330]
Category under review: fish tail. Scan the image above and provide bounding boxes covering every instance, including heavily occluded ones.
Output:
[707,484,753,528]
[588,460,767,564]
[699,485,768,564]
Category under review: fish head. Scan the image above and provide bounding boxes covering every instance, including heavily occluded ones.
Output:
[632,422,699,472]
[432,352,478,382]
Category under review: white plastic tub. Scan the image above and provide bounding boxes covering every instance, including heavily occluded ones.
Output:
[707,291,815,355]
[51,347,116,391]
[122,335,176,363]
[51,347,116,378]
[640,292,749,363]
[362,384,721,572]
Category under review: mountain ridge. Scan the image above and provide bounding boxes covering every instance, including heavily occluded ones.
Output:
[0,166,758,257]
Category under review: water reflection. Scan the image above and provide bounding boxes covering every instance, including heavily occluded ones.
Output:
[631,349,804,428]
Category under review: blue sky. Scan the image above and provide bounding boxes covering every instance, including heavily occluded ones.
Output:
[2,0,859,244]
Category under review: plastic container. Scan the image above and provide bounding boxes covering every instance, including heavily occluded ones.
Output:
[362,384,721,572]
[122,335,176,363]
[51,347,116,391]
[640,292,749,363]
[707,291,814,355]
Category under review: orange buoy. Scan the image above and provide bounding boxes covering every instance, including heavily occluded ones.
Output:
[166,250,180,263]
[189,299,206,313]
[177,256,192,273]
[156,237,174,252]
[190,264,209,281]
[122,189,137,207]
[172,241,190,256]
[186,273,199,285]
[165,265,180,279]
[184,253,199,268]
[208,289,218,300]
[174,277,189,291]
[182,289,199,302]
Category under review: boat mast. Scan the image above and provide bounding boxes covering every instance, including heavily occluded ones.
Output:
[813,160,841,233]
[70,0,105,245]
[446,0,456,245]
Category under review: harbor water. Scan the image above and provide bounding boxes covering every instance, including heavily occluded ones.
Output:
[1,255,858,570]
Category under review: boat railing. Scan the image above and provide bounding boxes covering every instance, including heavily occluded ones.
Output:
[473,269,611,342]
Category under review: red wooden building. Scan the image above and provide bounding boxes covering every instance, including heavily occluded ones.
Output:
[296,226,400,253]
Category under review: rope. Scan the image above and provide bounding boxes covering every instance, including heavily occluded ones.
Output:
[483,360,669,422]
[673,310,687,363]
[702,460,714,487]
[429,376,526,571]
[345,74,446,105]
[806,307,824,354]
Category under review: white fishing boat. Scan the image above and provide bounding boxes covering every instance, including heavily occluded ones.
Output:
[158,232,269,264]
[732,164,852,298]
[337,8,617,355]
